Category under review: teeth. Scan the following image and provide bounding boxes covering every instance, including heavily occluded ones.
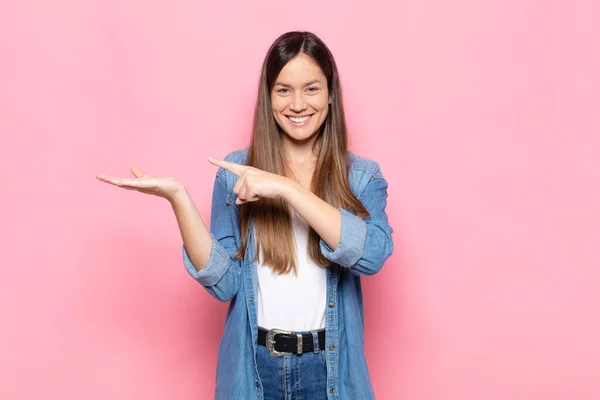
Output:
[288,115,311,123]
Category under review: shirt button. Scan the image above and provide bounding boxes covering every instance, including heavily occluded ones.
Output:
[249,297,254,303]
[255,381,260,386]
[328,302,334,308]
[330,388,335,394]
[329,345,335,351]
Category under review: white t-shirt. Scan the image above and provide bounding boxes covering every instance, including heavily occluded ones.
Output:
[255,207,327,332]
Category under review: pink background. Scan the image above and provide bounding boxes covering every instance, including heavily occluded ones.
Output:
[2,0,599,399]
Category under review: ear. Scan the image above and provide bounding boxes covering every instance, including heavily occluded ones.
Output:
[328,95,332,104]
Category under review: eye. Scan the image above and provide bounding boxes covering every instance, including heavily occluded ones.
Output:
[276,88,290,94]
[307,87,318,92]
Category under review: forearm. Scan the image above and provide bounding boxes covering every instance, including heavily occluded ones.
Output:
[282,182,342,251]
[170,187,213,272]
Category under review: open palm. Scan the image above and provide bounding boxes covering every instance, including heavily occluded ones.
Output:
[96,167,184,202]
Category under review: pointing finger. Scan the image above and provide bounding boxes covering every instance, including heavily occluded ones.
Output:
[208,157,246,176]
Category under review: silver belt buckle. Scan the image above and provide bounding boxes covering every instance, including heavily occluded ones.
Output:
[266,328,293,357]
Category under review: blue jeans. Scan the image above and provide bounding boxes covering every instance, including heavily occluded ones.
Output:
[256,330,328,400]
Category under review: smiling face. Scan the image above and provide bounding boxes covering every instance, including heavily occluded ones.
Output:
[271,54,331,146]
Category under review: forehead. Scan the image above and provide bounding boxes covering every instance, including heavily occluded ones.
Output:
[275,54,326,84]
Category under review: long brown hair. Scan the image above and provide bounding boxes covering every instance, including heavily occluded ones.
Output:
[234,31,369,275]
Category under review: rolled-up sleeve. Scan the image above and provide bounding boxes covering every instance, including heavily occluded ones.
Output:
[183,232,237,286]
[319,167,394,276]
[182,171,242,301]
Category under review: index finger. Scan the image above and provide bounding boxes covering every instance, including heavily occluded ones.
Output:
[208,157,247,176]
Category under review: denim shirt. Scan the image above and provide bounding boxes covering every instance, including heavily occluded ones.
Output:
[182,148,394,399]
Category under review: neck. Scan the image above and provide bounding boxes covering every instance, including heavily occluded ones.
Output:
[281,134,319,166]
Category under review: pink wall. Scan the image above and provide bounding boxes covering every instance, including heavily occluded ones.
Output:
[2,0,599,399]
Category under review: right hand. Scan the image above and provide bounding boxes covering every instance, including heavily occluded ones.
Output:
[96,167,185,203]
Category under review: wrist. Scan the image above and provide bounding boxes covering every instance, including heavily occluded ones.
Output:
[279,178,305,204]
[169,184,189,205]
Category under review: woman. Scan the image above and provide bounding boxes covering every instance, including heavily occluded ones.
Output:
[97,31,394,400]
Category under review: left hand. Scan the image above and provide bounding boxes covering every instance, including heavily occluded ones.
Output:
[208,157,293,205]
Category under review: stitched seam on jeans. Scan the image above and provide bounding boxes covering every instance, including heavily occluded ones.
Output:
[320,349,327,366]
[282,356,286,399]
[296,355,300,399]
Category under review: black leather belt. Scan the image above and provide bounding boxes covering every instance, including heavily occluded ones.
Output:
[258,327,325,356]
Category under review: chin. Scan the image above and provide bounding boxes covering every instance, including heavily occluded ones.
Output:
[282,131,317,143]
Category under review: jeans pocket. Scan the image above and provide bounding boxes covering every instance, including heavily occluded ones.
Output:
[319,349,327,367]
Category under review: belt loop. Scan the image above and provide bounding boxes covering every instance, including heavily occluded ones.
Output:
[311,330,319,354]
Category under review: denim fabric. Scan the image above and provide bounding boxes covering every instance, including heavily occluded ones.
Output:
[182,148,394,400]
[256,329,327,400]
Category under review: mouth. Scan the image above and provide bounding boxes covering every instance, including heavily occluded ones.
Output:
[285,114,314,126]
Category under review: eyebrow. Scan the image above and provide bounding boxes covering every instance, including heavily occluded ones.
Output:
[274,79,322,88]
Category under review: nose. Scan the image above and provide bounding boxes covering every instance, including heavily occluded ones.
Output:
[289,92,307,112]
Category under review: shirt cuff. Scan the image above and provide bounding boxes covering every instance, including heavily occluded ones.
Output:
[319,207,368,268]
[182,233,232,287]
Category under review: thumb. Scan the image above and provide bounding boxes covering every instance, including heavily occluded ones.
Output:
[130,167,149,178]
